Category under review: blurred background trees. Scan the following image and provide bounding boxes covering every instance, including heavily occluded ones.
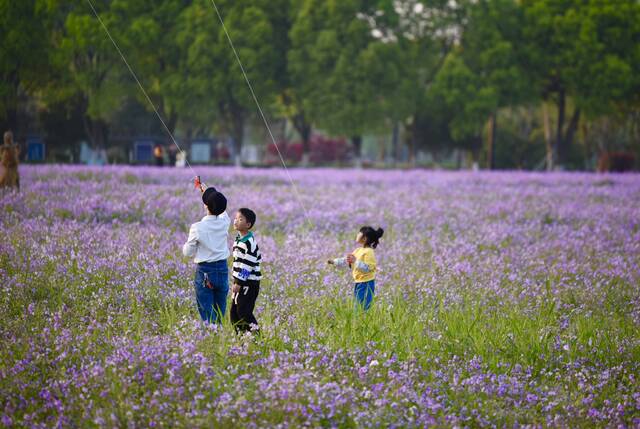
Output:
[1,0,639,170]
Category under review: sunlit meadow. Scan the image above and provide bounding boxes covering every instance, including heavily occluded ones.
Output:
[1,165,639,427]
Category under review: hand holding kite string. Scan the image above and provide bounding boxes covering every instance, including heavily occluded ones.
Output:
[194,175,206,193]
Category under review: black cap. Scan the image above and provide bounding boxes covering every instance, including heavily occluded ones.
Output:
[202,187,227,216]
[202,187,217,205]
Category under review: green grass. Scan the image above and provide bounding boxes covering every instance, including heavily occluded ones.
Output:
[4,242,639,375]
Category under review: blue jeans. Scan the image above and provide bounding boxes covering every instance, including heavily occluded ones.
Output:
[354,280,375,310]
[194,260,229,323]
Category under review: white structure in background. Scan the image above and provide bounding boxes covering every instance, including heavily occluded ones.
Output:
[190,140,211,163]
[79,142,107,165]
[132,139,155,164]
[241,145,261,164]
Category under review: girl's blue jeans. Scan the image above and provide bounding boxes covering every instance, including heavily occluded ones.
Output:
[194,260,229,323]
[354,280,375,310]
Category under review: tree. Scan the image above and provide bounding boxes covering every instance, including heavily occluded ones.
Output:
[113,0,191,146]
[522,0,640,168]
[286,0,332,164]
[43,0,127,149]
[358,0,469,165]
[179,0,283,166]
[289,0,411,166]
[0,0,51,133]
[431,0,532,169]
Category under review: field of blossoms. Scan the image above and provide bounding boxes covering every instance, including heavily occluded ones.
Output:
[1,165,640,428]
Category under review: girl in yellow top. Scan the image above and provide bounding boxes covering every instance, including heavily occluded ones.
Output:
[328,226,384,310]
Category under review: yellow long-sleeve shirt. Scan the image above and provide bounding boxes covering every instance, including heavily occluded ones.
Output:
[351,247,377,283]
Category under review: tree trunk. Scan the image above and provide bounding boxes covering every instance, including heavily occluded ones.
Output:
[225,103,245,167]
[555,89,566,166]
[542,102,553,171]
[581,122,592,170]
[471,136,482,171]
[487,112,497,170]
[184,125,193,162]
[564,107,581,160]
[231,115,244,167]
[82,115,108,150]
[351,135,362,168]
[391,122,399,166]
[165,112,178,147]
[293,113,311,167]
[185,126,193,146]
[377,135,386,164]
[406,120,416,167]
[0,106,18,137]
[409,136,416,167]
[0,72,20,134]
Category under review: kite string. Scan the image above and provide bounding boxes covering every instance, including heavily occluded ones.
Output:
[207,0,315,229]
[85,0,198,182]
[87,0,317,231]
[208,1,355,254]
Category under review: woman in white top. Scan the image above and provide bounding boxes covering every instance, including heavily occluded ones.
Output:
[183,187,230,323]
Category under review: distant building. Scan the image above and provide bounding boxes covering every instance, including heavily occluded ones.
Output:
[132,139,156,164]
[25,136,45,162]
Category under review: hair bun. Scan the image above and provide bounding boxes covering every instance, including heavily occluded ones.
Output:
[376,228,384,239]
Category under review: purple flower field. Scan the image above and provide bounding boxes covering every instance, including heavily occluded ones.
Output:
[1,165,640,427]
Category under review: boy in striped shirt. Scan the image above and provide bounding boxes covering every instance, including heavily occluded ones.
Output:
[230,208,262,333]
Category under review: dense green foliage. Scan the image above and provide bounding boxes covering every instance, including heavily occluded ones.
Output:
[1,0,639,168]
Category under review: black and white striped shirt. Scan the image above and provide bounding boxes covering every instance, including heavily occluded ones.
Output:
[232,232,262,284]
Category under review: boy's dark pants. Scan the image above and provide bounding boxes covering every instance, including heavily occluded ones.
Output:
[230,280,260,333]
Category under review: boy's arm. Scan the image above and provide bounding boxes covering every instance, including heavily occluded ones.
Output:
[232,264,252,285]
[232,241,254,285]
[253,244,262,278]
[220,211,231,230]
[182,224,198,257]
